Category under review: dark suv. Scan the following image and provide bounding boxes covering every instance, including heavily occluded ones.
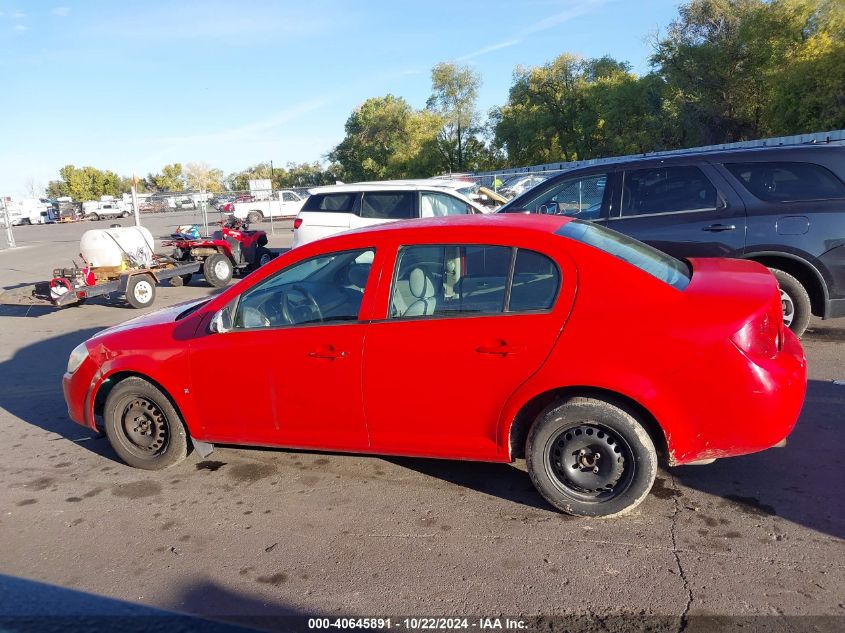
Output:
[499,145,845,336]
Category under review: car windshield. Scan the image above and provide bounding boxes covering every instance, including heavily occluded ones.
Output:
[557,220,691,291]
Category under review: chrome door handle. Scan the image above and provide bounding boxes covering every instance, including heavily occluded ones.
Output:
[702,224,736,232]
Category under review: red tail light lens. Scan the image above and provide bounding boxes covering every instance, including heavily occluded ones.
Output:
[731,307,780,359]
[293,218,303,229]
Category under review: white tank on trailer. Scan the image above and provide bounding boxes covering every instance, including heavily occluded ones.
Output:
[79,226,155,268]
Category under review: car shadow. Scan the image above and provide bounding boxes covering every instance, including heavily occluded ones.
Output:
[671,378,844,540]
[385,456,551,512]
[0,327,119,462]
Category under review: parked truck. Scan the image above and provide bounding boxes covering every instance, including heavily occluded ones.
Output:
[231,189,307,224]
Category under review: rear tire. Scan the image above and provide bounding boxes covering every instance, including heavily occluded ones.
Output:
[89,213,100,221]
[768,268,811,338]
[526,397,658,518]
[126,274,156,309]
[104,377,188,470]
[203,253,233,288]
[247,211,262,225]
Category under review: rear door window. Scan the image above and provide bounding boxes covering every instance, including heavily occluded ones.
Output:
[724,161,845,202]
[361,191,415,219]
[302,193,358,213]
[621,166,719,216]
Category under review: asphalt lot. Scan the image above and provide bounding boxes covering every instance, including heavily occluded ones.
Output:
[0,214,843,630]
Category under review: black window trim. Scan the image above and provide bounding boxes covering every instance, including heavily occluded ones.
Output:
[386,243,562,322]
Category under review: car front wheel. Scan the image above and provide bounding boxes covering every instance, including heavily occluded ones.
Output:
[103,377,188,470]
[526,397,658,518]
[768,268,811,338]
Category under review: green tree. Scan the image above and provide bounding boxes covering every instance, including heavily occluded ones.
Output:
[766,0,845,133]
[148,163,185,192]
[329,95,442,182]
[46,165,127,201]
[426,62,482,172]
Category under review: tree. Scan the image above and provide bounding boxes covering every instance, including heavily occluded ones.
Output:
[225,163,274,192]
[426,62,482,172]
[46,165,126,201]
[329,95,442,182]
[185,161,224,192]
[147,163,185,192]
[766,0,845,133]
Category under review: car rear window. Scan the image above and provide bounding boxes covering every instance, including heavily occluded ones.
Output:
[302,193,357,212]
[557,220,690,291]
[725,161,845,202]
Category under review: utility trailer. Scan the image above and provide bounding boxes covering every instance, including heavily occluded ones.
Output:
[47,257,203,308]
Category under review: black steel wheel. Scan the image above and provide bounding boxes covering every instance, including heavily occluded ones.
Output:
[526,397,657,517]
[103,377,188,470]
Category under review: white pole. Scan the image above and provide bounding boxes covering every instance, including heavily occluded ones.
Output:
[131,174,141,227]
[2,197,16,249]
[201,189,209,237]
[131,184,141,227]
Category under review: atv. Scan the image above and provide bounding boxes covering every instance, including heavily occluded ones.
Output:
[163,217,276,288]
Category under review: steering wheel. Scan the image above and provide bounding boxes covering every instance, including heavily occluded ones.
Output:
[280,285,323,324]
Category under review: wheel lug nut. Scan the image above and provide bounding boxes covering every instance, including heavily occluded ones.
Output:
[579,449,586,456]
[593,467,599,474]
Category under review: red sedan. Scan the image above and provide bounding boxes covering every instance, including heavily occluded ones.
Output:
[62,215,807,517]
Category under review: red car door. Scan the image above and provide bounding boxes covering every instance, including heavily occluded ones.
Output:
[189,248,377,451]
[362,243,576,461]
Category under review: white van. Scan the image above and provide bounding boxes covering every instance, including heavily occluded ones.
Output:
[291,183,485,249]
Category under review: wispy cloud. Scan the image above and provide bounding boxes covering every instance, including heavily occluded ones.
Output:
[12,10,26,18]
[14,24,27,32]
[52,7,71,17]
[457,0,607,61]
[142,96,333,148]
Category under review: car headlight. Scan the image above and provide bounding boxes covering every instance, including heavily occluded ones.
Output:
[67,342,90,374]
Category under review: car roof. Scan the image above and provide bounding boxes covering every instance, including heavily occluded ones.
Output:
[339,211,571,239]
[309,182,471,194]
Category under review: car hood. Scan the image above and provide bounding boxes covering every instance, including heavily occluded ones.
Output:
[90,297,210,341]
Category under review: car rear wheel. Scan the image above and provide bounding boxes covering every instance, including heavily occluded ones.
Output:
[89,213,100,221]
[203,253,233,287]
[526,397,657,517]
[768,268,811,338]
[125,274,156,309]
[247,211,262,224]
[104,377,188,470]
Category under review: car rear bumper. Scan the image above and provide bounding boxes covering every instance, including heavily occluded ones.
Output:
[669,329,807,465]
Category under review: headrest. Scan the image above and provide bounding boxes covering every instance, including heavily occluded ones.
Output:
[347,264,370,289]
[409,267,435,299]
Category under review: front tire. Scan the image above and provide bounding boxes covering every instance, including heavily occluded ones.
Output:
[89,213,100,221]
[768,268,811,338]
[526,397,658,518]
[203,253,233,288]
[104,377,188,470]
[125,274,156,309]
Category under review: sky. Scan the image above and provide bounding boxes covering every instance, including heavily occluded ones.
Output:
[0,0,682,197]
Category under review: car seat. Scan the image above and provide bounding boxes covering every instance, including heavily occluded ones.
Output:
[403,267,437,316]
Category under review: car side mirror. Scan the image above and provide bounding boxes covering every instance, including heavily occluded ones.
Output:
[209,306,233,334]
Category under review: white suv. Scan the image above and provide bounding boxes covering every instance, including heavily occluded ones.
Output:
[292,183,485,248]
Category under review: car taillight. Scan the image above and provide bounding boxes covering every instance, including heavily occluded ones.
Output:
[731,306,780,359]
[293,218,303,229]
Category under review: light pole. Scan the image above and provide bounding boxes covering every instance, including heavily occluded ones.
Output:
[131,174,141,227]
[1,197,16,249]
